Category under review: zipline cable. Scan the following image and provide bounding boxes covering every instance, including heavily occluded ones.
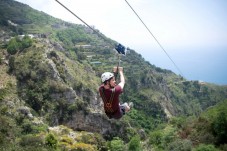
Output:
[124,0,184,77]
[55,0,125,81]
[55,0,115,48]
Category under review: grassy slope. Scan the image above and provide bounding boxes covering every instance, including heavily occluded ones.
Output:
[0,0,227,150]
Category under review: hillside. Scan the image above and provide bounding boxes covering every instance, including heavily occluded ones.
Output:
[0,0,227,150]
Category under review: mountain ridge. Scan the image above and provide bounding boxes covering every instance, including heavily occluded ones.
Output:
[0,0,227,150]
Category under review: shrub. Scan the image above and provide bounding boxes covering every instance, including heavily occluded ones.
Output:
[60,135,73,145]
[149,130,163,146]
[20,119,48,134]
[125,127,137,141]
[167,139,192,151]
[70,143,96,151]
[212,110,227,145]
[7,38,21,55]
[128,135,142,151]
[8,56,15,72]
[20,134,44,147]
[7,36,33,55]
[21,35,33,48]
[193,144,220,151]
[45,133,58,149]
[109,137,125,151]
[21,119,33,134]
[0,53,3,64]
[170,116,187,128]
[59,135,73,149]
[0,88,7,101]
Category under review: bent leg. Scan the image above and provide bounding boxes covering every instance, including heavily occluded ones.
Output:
[120,102,130,112]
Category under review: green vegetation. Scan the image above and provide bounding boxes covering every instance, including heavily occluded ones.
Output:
[109,137,125,151]
[55,28,92,47]
[7,35,33,55]
[147,101,227,151]
[45,133,58,149]
[128,135,142,151]
[0,0,227,150]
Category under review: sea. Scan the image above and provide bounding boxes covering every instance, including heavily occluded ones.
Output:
[138,47,227,85]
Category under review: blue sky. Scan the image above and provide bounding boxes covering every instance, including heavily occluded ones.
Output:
[15,0,227,84]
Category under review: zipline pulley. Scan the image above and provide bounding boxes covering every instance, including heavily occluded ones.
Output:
[115,43,126,55]
[114,43,127,80]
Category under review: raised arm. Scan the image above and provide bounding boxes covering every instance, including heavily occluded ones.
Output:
[113,67,125,89]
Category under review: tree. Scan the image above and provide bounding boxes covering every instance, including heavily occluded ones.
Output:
[7,38,21,55]
[21,35,33,48]
[7,36,33,55]
[212,110,227,144]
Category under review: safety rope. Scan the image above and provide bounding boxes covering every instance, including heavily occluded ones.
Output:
[100,87,115,113]
[114,54,121,81]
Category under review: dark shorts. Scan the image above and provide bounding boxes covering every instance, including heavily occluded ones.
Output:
[106,104,126,119]
[120,104,126,115]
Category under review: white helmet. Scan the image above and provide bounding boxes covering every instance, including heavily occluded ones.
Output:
[101,72,114,83]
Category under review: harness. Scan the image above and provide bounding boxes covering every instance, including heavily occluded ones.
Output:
[100,87,115,113]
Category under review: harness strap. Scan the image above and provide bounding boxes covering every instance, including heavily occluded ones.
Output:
[100,87,115,113]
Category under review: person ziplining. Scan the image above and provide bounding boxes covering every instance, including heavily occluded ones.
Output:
[55,0,134,119]
[55,0,184,120]
[99,66,133,119]
[98,44,133,119]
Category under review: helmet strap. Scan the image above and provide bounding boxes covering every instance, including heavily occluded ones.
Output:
[104,79,114,89]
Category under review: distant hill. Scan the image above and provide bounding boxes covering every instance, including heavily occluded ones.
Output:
[0,0,227,150]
